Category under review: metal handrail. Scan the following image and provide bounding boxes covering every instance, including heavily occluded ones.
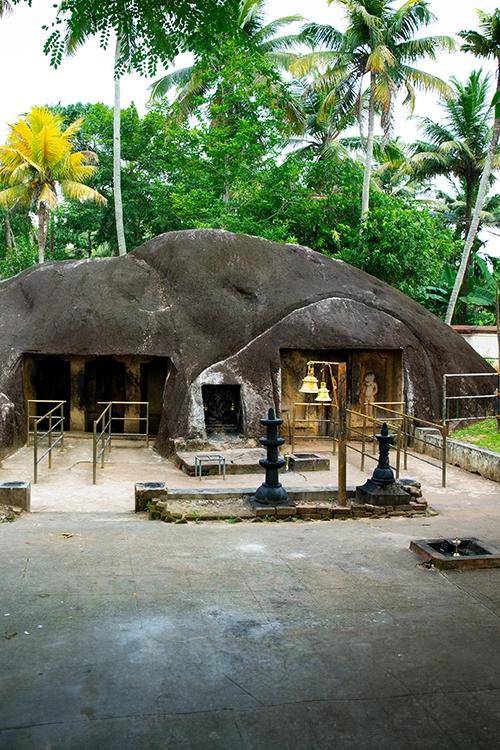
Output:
[346,407,402,479]
[92,403,112,484]
[92,401,149,484]
[28,400,66,483]
[442,372,500,430]
[288,401,402,479]
[372,402,448,487]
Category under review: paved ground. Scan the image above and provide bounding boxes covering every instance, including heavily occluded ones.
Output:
[0,434,496,513]
[2,472,500,749]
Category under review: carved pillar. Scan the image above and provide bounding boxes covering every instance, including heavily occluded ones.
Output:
[70,358,86,431]
[125,360,141,434]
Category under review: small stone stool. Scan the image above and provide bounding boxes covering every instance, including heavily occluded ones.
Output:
[0,481,31,512]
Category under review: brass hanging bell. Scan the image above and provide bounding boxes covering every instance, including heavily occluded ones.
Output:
[315,381,332,403]
[299,365,319,394]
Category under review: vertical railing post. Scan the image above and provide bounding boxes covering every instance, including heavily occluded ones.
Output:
[361,414,366,471]
[332,405,337,455]
[403,414,408,471]
[442,374,447,424]
[441,422,447,488]
[61,402,65,450]
[395,424,401,479]
[146,402,149,448]
[48,414,52,468]
[93,420,97,485]
[33,420,38,484]
[108,405,112,453]
[337,363,347,507]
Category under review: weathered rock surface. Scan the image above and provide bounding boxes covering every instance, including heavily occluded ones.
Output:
[0,229,492,456]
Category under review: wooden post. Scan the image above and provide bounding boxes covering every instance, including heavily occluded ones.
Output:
[337,363,347,507]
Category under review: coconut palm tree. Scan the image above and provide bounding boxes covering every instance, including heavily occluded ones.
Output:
[0,107,106,264]
[301,0,454,220]
[446,9,500,325]
[433,188,500,240]
[412,70,499,240]
[288,85,363,159]
[61,24,128,256]
[149,0,304,130]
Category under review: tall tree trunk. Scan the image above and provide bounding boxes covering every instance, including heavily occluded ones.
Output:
[446,62,500,325]
[113,38,127,256]
[361,73,376,222]
[458,180,476,323]
[37,202,49,264]
[464,179,474,239]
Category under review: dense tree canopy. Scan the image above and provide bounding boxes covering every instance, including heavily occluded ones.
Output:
[1,1,499,326]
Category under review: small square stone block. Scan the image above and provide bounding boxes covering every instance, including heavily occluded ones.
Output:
[0,481,31,512]
[276,505,297,518]
[135,482,168,512]
[254,505,276,517]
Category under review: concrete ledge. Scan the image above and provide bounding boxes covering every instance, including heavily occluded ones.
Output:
[0,481,31,512]
[414,428,500,483]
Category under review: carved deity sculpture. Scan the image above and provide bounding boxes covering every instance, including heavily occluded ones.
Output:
[362,371,378,417]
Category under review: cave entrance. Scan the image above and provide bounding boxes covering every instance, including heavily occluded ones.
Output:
[84,357,126,432]
[280,348,403,440]
[24,355,71,431]
[202,385,243,435]
[24,354,170,436]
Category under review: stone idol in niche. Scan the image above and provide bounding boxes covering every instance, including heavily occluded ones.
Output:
[361,371,378,416]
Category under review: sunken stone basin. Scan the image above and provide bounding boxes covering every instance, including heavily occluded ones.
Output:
[410,537,500,570]
[288,453,330,472]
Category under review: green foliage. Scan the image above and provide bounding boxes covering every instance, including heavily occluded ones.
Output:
[0,235,37,278]
[338,192,460,301]
[13,0,239,75]
[452,419,500,453]
[423,255,499,324]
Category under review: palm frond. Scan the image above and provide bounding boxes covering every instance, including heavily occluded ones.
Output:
[0,184,32,208]
[256,16,303,44]
[149,66,195,100]
[300,23,345,51]
[60,180,107,204]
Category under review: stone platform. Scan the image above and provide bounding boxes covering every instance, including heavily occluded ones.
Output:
[175,448,330,476]
[143,484,429,522]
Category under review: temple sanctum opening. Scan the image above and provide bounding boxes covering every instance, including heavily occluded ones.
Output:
[22,354,169,436]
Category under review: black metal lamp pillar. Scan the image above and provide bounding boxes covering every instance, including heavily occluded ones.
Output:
[356,421,409,506]
[255,408,288,505]
[372,422,395,486]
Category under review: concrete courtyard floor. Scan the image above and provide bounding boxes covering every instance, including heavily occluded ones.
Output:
[1,433,498,514]
[1,440,500,748]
